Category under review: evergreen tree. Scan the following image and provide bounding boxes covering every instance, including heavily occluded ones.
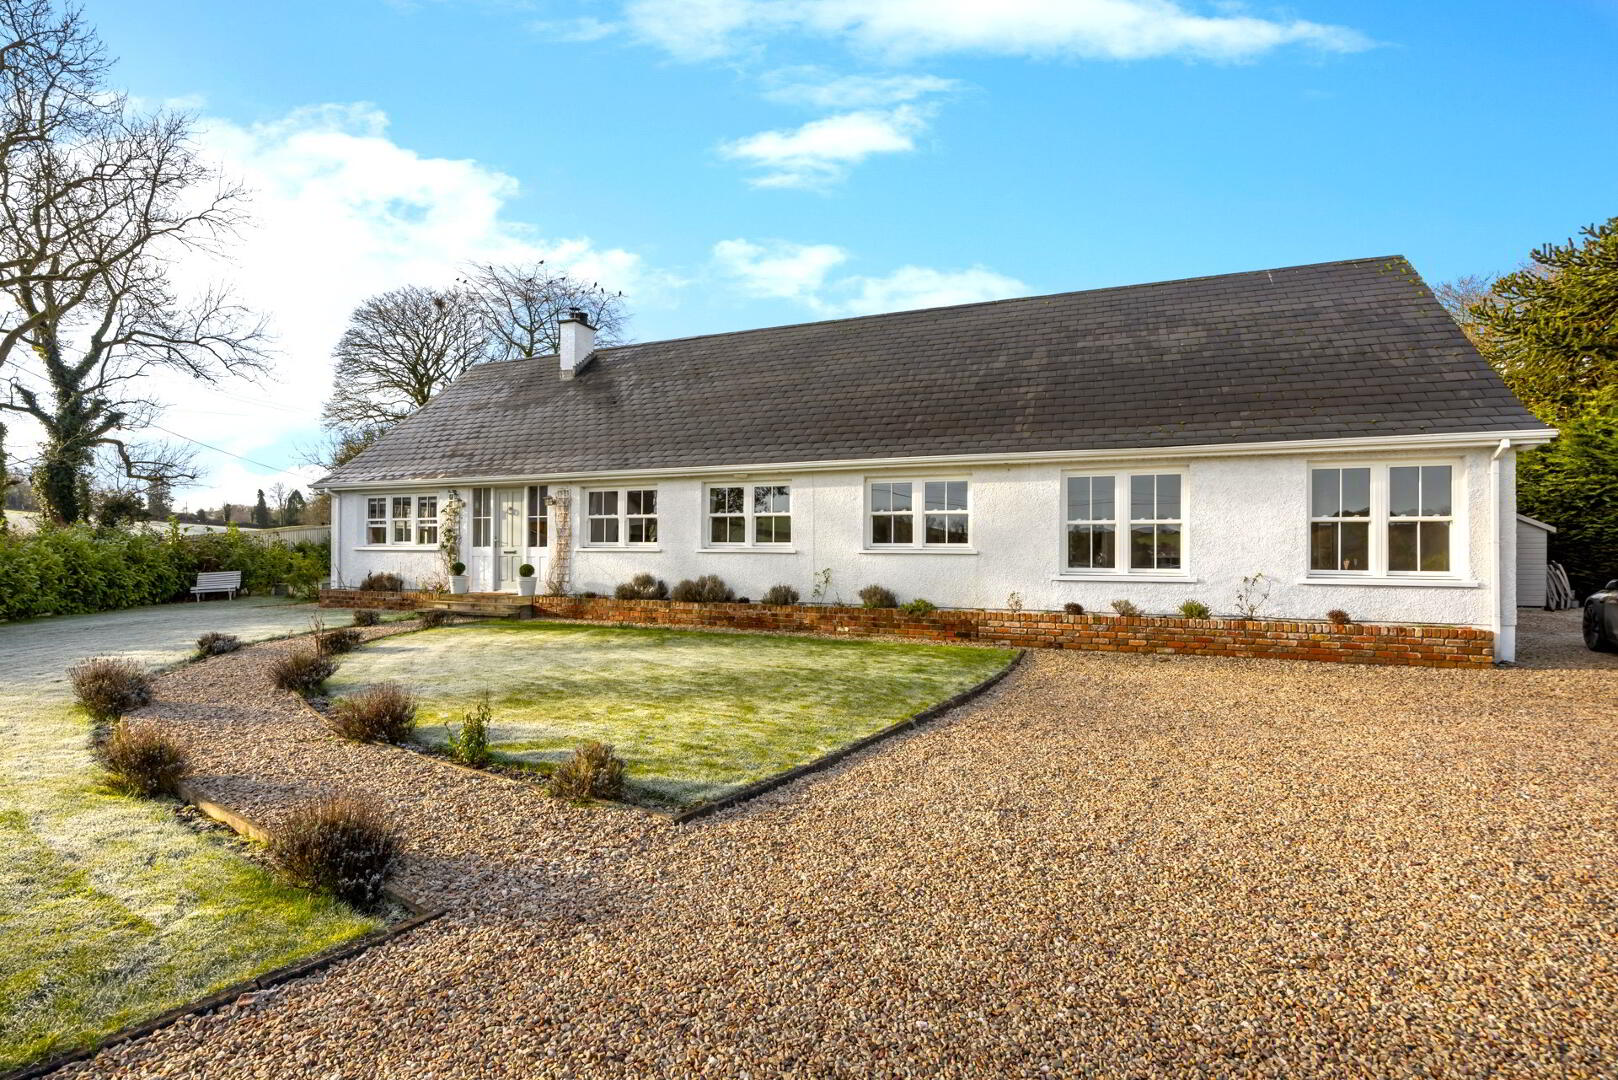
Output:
[283,489,306,525]
[1459,217,1618,597]
[252,489,271,528]
[220,502,234,525]
[145,479,173,519]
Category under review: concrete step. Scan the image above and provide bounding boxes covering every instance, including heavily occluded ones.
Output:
[419,597,534,619]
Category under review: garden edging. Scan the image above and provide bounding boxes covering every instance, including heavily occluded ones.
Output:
[321,590,1495,668]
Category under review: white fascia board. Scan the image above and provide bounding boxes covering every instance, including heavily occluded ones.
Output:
[315,428,1560,492]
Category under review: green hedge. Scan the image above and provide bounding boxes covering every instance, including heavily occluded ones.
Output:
[0,523,329,623]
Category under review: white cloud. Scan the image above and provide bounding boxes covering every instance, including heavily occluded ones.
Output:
[528,16,619,42]
[8,102,662,509]
[761,69,960,109]
[626,0,1371,62]
[718,104,929,188]
[712,237,1026,316]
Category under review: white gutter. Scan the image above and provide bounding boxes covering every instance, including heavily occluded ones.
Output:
[1489,438,1512,662]
[313,428,1560,493]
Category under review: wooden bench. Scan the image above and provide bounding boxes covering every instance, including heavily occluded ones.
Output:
[191,571,242,601]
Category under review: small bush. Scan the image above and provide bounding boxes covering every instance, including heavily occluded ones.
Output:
[518,563,535,578]
[1177,599,1212,619]
[99,722,188,797]
[858,584,898,609]
[416,609,450,628]
[1005,591,1024,613]
[899,598,937,616]
[446,692,491,767]
[318,626,363,656]
[1111,599,1143,617]
[736,597,751,604]
[195,631,241,657]
[670,574,735,603]
[549,741,626,801]
[329,682,417,743]
[1326,608,1353,626]
[360,571,404,592]
[269,645,337,695]
[762,584,800,605]
[69,658,153,722]
[450,561,466,576]
[351,608,380,627]
[1063,602,1085,616]
[268,797,399,907]
[615,572,669,601]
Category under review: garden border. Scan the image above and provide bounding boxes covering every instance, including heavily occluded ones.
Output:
[671,647,1027,825]
[3,786,444,1080]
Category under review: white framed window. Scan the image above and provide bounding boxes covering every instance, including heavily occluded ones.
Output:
[366,497,387,545]
[585,487,658,546]
[390,496,412,544]
[1064,475,1117,570]
[706,483,793,547]
[1306,463,1457,576]
[526,485,549,548]
[1061,471,1185,574]
[471,487,493,548]
[868,479,970,548]
[415,495,439,546]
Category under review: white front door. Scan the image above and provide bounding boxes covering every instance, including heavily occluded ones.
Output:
[494,487,525,591]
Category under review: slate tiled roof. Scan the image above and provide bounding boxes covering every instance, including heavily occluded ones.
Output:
[322,257,1546,485]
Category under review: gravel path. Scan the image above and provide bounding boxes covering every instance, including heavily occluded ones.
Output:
[61,615,1617,1079]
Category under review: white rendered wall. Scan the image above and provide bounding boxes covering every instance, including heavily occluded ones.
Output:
[331,446,1505,628]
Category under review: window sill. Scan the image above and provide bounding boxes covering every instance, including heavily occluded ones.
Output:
[1298,576,1482,589]
[701,547,800,554]
[578,546,663,553]
[862,547,978,555]
[352,545,440,552]
[1052,573,1199,584]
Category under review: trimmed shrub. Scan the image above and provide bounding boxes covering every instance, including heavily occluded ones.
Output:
[762,584,800,606]
[670,575,734,603]
[518,563,535,578]
[450,561,466,576]
[1110,599,1143,617]
[614,572,669,601]
[351,608,380,627]
[1326,608,1353,626]
[69,658,153,722]
[1063,602,1085,616]
[858,584,898,609]
[548,741,626,801]
[416,608,451,628]
[269,645,336,695]
[899,598,937,616]
[195,631,241,657]
[446,692,491,767]
[317,627,362,655]
[329,682,417,743]
[1177,599,1212,619]
[99,722,188,797]
[268,797,399,907]
[360,571,404,592]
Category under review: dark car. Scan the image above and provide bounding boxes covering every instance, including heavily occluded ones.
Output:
[1585,580,1618,652]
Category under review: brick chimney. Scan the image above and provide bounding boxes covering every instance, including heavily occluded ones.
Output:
[558,308,596,379]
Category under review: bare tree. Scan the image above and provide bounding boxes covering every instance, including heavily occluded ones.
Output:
[320,285,487,434]
[0,0,268,523]
[463,260,627,362]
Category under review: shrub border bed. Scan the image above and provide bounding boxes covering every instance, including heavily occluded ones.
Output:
[671,647,1026,825]
[2,788,443,1080]
[321,590,1496,668]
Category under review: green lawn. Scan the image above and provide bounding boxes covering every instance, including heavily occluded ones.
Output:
[0,600,380,1072]
[327,622,1015,808]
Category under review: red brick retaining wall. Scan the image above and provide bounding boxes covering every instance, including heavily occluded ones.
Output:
[320,590,1494,668]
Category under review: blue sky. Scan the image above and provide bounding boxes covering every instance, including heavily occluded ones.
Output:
[73,0,1618,505]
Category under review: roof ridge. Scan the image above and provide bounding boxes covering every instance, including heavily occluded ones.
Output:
[579,255,1409,357]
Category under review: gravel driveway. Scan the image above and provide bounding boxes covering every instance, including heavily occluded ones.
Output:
[61,612,1617,1079]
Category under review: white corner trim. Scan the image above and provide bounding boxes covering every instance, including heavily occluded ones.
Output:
[1052,573,1200,584]
[1296,576,1482,589]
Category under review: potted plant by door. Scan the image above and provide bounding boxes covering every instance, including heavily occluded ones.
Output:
[517,563,537,596]
[450,562,469,594]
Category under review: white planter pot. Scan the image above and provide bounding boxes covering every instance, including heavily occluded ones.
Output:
[450,575,469,595]
[517,577,537,597]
